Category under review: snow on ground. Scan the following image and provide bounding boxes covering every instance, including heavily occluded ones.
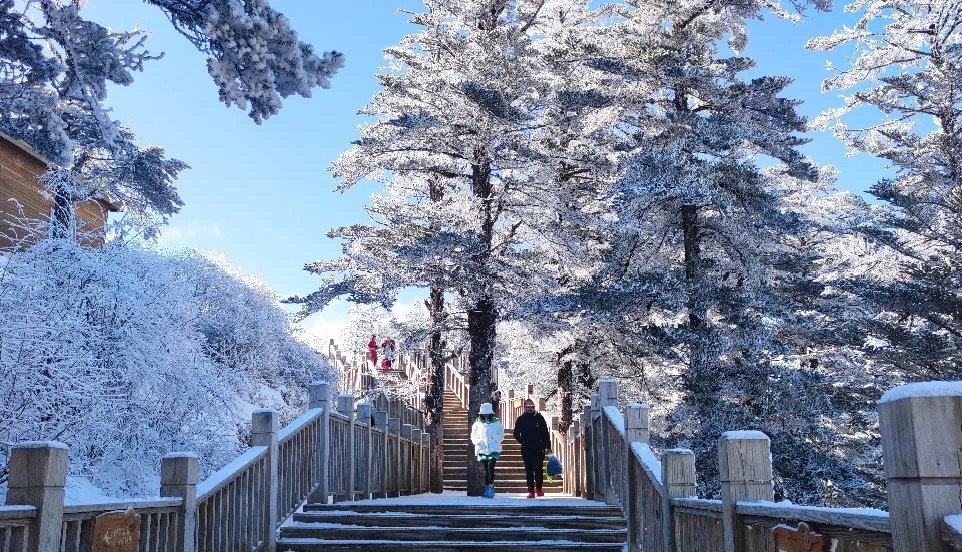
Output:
[64,477,117,505]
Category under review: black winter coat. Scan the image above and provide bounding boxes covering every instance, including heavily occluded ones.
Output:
[513,411,550,451]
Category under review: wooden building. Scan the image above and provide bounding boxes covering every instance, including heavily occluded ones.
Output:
[0,134,113,249]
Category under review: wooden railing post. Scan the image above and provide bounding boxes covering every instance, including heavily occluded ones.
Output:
[661,449,696,552]
[598,380,619,506]
[411,428,422,494]
[389,417,401,497]
[719,431,772,552]
[309,381,330,504]
[625,403,649,551]
[373,410,388,498]
[6,441,67,552]
[401,424,413,495]
[161,453,198,552]
[251,409,279,552]
[356,403,373,500]
[583,405,595,500]
[879,383,962,552]
[421,432,431,493]
[337,394,356,501]
[566,419,578,496]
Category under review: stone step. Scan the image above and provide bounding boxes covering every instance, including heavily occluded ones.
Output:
[275,539,625,551]
[441,486,566,493]
[279,525,625,543]
[442,466,559,475]
[291,511,626,529]
[302,503,623,517]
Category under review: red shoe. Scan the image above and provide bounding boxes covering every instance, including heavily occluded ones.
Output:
[535,488,544,497]
[526,491,536,499]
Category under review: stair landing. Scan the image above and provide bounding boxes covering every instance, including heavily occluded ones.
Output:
[278,494,626,551]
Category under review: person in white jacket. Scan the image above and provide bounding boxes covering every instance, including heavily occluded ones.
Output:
[470,402,504,498]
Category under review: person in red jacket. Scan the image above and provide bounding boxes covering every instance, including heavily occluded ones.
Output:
[513,399,550,498]
[367,335,378,368]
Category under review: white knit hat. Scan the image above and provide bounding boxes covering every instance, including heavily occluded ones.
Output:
[479,403,494,415]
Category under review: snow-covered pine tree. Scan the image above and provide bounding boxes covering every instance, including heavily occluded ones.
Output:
[294,0,617,495]
[0,0,342,233]
[807,0,962,382]
[553,0,875,502]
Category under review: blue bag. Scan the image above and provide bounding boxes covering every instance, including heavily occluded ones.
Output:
[546,454,563,478]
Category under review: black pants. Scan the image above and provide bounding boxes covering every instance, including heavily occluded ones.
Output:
[482,459,497,485]
[521,448,545,491]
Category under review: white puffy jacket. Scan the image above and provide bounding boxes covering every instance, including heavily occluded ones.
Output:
[471,417,505,457]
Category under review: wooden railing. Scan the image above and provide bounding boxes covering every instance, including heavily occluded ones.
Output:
[1,380,430,552]
[445,361,469,409]
[339,345,436,414]
[498,384,546,431]
[62,499,183,552]
[562,379,962,552]
[0,506,34,551]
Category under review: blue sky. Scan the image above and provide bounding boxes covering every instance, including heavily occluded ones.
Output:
[84,0,889,340]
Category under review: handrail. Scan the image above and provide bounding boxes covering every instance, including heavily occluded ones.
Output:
[0,506,36,520]
[0,504,34,551]
[278,408,323,444]
[62,498,182,514]
[444,361,469,409]
[736,501,890,533]
[196,445,269,503]
[672,497,722,512]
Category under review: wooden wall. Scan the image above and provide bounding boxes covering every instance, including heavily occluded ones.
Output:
[0,135,108,249]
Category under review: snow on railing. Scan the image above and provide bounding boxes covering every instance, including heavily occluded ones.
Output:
[1,380,432,552]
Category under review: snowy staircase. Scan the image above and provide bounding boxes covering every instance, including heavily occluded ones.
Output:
[276,502,627,551]
[442,389,564,493]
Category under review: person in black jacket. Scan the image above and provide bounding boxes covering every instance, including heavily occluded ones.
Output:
[513,399,550,498]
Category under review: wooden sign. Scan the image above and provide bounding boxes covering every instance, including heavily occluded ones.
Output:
[93,509,140,552]
[772,521,829,552]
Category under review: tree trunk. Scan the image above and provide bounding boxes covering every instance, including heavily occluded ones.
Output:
[466,296,497,496]
[576,360,595,406]
[557,347,574,433]
[424,285,446,493]
[681,203,715,405]
[49,179,74,240]
[466,154,497,496]
[681,204,703,330]
[424,176,448,493]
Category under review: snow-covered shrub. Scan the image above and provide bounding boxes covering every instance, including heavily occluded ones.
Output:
[0,238,332,500]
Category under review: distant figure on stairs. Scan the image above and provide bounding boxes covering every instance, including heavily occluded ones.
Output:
[471,402,504,498]
[368,335,379,368]
[380,337,396,369]
[513,399,550,499]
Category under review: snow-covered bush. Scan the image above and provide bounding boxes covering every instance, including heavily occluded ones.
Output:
[0,238,333,500]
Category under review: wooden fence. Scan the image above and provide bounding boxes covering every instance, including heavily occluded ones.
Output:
[0,381,430,552]
[557,378,962,552]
